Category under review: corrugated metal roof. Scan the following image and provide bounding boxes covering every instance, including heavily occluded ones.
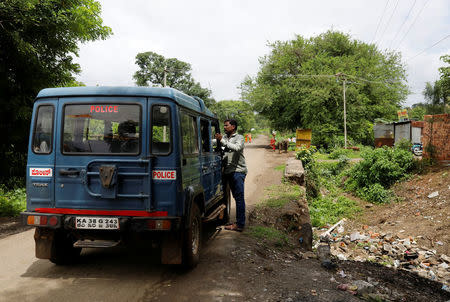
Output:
[36,86,214,117]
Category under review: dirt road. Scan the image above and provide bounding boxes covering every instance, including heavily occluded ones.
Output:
[0,135,288,302]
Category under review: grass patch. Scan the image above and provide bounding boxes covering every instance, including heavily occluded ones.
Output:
[313,149,361,160]
[261,182,304,208]
[304,159,361,227]
[309,195,360,227]
[247,225,290,247]
[0,187,26,217]
[274,164,285,171]
[314,153,330,160]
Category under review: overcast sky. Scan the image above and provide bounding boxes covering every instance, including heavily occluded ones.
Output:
[76,0,449,107]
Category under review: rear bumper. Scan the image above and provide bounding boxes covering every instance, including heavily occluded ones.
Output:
[21,211,182,232]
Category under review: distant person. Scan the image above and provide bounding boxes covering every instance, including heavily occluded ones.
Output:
[248,133,252,143]
[215,119,247,232]
[270,133,276,151]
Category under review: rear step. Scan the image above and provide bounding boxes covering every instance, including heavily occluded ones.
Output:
[74,239,121,248]
[203,204,226,222]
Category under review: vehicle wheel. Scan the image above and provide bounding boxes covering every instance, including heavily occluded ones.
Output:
[217,183,231,225]
[183,203,202,268]
[50,230,81,265]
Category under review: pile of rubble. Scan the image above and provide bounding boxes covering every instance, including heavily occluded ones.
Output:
[315,220,450,289]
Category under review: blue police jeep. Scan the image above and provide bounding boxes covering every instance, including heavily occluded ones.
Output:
[21,86,230,268]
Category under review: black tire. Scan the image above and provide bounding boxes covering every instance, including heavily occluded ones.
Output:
[50,230,81,265]
[183,203,202,268]
[217,183,231,225]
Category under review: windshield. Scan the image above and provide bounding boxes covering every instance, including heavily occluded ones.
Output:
[62,104,141,154]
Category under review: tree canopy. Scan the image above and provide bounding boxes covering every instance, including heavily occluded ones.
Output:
[422,54,449,114]
[240,30,409,148]
[0,0,112,183]
[133,51,215,108]
[211,100,255,134]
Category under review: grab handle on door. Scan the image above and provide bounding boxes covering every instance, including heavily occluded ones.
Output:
[59,169,80,176]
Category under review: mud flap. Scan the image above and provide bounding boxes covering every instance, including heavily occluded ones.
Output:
[161,232,183,264]
[34,228,55,259]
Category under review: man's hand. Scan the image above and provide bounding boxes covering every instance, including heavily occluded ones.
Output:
[215,133,222,141]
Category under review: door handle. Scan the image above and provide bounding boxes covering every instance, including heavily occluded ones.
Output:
[59,169,80,176]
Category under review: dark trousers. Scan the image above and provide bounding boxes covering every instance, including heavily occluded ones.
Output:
[224,172,246,228]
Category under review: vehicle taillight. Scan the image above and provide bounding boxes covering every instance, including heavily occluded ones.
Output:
[49,216,58,226]
[27,215,47,226]
[27,215,58,226]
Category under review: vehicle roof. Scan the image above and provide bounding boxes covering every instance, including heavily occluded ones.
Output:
[36,86,215,117]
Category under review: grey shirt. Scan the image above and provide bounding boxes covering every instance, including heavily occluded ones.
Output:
[220,133,248,175]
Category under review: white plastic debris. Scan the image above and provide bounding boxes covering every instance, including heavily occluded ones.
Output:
[427,191,439,198]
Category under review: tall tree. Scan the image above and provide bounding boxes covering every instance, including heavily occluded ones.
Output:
[0,0,112,183]
[423,54,449,114]
[211,100,255,133]
[133,51,215,108]
[240,30,408,148]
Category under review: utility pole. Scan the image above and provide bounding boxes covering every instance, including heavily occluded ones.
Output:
[335,73,348,148]
[163,65,167,87]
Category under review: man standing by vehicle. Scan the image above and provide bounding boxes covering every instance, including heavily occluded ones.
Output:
[215,119,247,232]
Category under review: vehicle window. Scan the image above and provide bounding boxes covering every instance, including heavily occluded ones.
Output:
[62,104,141,154]
[32,105,54,154]
[151,105,171,154]
[180,111,199,155]
[200,119,210,153]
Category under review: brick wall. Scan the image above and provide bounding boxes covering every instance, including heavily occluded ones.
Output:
[422,114,450,161]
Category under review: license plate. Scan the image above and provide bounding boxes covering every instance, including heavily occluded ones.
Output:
[75,216,119,230]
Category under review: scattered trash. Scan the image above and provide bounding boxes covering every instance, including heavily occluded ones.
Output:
[321,259,337,270]
[338,270,347,278]
[313,218,346,249]
[352,280,374,295]
[350,232,360,242]
[427,191,439,198]
[324,226,450,286]
[440,254,450,263]
[317,244,331,261]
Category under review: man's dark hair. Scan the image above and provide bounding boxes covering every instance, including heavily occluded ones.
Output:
[224,119,238,131]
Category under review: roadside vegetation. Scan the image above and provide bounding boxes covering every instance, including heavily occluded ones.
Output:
[295,143,426,228]
[247,225,290,247]
[261,182,304,209]
[0,186,26,217]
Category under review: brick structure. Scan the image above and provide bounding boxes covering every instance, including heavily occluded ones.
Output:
[422,114,450,161]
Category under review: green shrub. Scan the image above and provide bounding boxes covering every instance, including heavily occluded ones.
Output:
[295,146,317,167]
[345,146,414,203]
[356,183,391,203]
[395,138,412,152]
[348,147,414,188]
[0,187,27,217]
